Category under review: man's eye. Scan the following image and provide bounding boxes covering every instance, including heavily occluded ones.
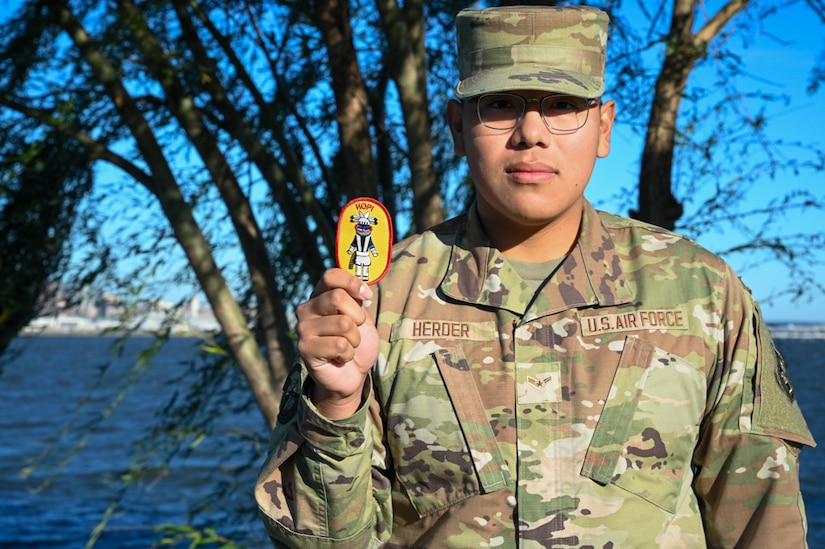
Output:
[487,99,514,110]
[545,97,583,111]
[486,97,518,110]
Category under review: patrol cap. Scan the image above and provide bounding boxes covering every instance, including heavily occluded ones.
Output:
[454,5,609,99]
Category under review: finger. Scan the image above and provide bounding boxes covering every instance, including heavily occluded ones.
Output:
[297,330,359,367]
[311,268,373,302]
[297,337,354,367]
[297,287,369,327]
[297,314,361,346]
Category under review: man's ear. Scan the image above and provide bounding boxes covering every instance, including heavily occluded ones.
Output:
[597,99,615,159]
[447,99,466,157]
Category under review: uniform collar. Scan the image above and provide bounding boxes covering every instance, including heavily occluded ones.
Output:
[439,200,634,319]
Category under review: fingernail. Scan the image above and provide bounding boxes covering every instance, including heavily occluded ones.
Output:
[360,283,373,300]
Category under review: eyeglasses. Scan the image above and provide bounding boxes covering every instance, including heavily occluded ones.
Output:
[475,93,601,133]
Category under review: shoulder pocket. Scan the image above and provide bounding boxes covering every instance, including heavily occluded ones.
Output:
[581,336,706,513]
[749,315,815,447]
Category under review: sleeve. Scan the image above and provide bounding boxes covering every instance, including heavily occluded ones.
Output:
[254,362,393,548]
[693,272,816,548]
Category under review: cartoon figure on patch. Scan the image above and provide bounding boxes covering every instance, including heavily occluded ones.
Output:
[334,197,392,285]
[346,210,380,281]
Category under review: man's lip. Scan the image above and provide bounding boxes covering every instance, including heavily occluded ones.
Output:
[506,163,558,180]
[507,162,557,172]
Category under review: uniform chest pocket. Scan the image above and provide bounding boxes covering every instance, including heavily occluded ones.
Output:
[581,336,706,513]
[384,349,479,517]
[383,347,510,518]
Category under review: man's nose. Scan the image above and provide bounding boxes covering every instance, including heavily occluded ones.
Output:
[512,100,551,146]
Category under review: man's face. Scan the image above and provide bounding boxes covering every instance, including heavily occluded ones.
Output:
[447,90,615,244]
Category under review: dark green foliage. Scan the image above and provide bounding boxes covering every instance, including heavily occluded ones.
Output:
[0,129,92,354]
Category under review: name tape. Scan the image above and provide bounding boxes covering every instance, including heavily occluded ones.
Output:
[392,319,497,341]
[580,308,689,336]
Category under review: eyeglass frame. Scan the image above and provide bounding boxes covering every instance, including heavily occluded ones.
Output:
[470,92,603,134]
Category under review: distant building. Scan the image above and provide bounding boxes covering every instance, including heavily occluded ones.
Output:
[23,284,218,335]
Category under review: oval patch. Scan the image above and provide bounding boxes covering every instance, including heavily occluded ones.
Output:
[335,197,393,285]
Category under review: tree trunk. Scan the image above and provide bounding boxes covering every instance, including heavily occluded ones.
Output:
[376,0,443,232]
[634,0,750,229]
[314,0,378,199]
[52,0,282,428]
[634,1,694,229]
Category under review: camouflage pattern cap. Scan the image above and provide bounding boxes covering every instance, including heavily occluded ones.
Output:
[454,5,609,99]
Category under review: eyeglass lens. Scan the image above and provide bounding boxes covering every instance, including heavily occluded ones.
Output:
[477,94,592,132]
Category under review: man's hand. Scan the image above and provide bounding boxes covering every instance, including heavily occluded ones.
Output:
[295,268,378,419]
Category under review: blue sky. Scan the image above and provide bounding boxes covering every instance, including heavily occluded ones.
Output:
[1,1,822,322]
[586,2,824,322]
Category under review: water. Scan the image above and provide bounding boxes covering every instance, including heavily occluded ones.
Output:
[777,338,825,547]
[0,336,823,548]
[0,336,271,548]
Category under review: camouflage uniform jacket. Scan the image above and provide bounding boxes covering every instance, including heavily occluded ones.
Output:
[256,200,815,548]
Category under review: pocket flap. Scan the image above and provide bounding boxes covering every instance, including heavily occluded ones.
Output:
[582,337,705,512]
